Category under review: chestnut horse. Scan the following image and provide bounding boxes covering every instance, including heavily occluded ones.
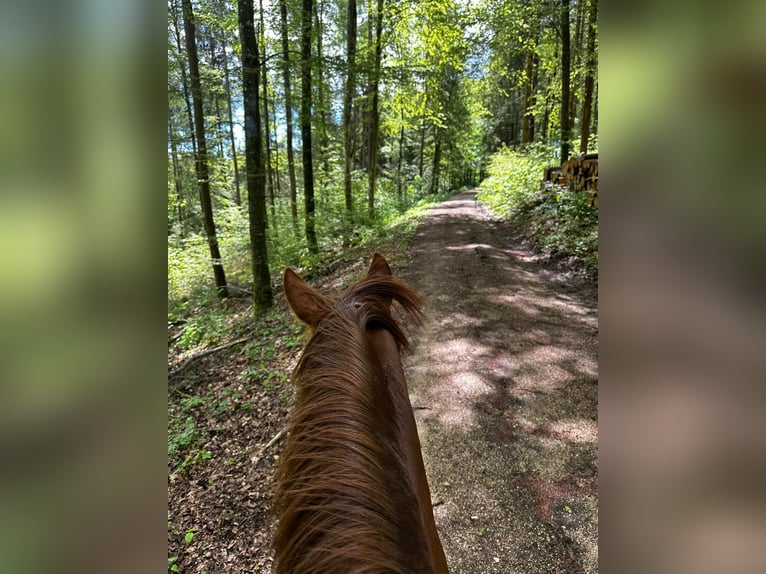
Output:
[274,253,448,573]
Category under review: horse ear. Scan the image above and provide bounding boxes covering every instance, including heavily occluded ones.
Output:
[283,268,330,328]
[367,253,392,279]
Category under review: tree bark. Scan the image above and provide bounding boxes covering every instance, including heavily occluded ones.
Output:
[580,0,598,153]
[172,0,197,156]
[560,0,572,162]
[300,0,318,253]
[367,0,384,218]
[342,0,357,244]
[314,0,331,199]
[278,0,299,232]
[396,110,404,199]
[257,0,275,224]
[168,107,185,234]
[521,41,537,144]
[238,0,273,312]
[430,128,441,194]
[182,0,228,299]
[221,37,242,205]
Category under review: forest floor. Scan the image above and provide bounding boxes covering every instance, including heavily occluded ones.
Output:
[168,189,598,573]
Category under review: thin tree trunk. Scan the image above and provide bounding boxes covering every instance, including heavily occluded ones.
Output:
[592,83,598,133]
[570,0,585,134]
[182,0,228,298]
[430,128,441,194]
[418,118,426,179]
[278,0,298,231]
[238,0,273,312]
[396,108,404,199]
[367,0,384,218]
[521,44,536,144]
[314,0,331,199]
[560,0,572,162]
[172,0,197,156]
[342,0,358,245]
[221,38,242,205]
[168,107,185,234]
[361,0,373,173]
[273,127,281,197]
[580,0,598,153]
[209,34,227,162]
[257,0,275,223]
[300,0,318,253]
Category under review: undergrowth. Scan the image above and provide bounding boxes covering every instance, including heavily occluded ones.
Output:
[168,189,455,472]
[477,146,598,272]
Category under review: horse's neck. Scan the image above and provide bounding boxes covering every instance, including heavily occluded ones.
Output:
[369,328,449,573]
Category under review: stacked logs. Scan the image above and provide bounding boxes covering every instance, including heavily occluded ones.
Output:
[542,152,598,207]
[561,152,598,192]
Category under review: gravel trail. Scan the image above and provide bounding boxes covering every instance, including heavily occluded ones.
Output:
[399,189,598,574]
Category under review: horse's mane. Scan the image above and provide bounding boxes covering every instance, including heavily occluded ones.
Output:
[273,275,425,573]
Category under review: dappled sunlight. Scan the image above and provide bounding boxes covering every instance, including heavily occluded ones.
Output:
[513,346,579,390]
[428,337,491,364]
[547,419,598,444]
[445,243,496,252]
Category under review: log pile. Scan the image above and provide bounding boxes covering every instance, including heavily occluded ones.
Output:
[542,153,598,192]
[561,152,598,192]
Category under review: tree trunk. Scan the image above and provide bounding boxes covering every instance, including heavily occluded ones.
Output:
[367,0,384,218]
[279,0,299,232]
[182,0,228,299]
[560,0,571,162]
[238,0,273,312]
[221,37,242,205]
[396,110,404,199]
[314,0,331,199]
[592,82,598,132]
[168,107,185,234]
[172,0,197,156]
[570,0,586,134]
[342,0,357,244]
[430,128,441,194]
[580,0,598,153]
[360,0,373,173]
[257,0,275,224]
[300,0,318,253]
[418,118,426,179]
[521,44,536,144]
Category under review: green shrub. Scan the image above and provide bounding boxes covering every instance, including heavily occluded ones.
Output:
[478,146,598,272]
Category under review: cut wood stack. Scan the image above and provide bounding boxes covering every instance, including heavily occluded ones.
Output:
[541,152,598,207]
[542,165,568,186]
[561,152,598,192]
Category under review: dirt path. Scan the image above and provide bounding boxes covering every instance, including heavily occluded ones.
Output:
[399,189,598,573]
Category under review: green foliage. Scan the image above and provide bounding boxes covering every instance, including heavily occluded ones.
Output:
[168,556,179,573]
[168,416,199,457]
[478,146,598,272]
[477,146,551,218]
[184,529,195,544]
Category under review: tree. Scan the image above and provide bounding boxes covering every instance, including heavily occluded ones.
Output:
[560,0,572,162]
[220,36,242,205]
[238,0,273,312]
[300,0,318,253]
[580,0,597,153]
[182,0,229,299]
[171,0,197,157]
[367,0,384,217]
[342,0,358,242]
[278,0,299,231]
[258,0,276,223]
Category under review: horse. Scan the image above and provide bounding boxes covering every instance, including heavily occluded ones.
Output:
[274,253,449,573]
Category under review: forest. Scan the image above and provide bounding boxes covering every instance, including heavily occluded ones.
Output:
[168,0,598,570]
[168,0,598,317]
